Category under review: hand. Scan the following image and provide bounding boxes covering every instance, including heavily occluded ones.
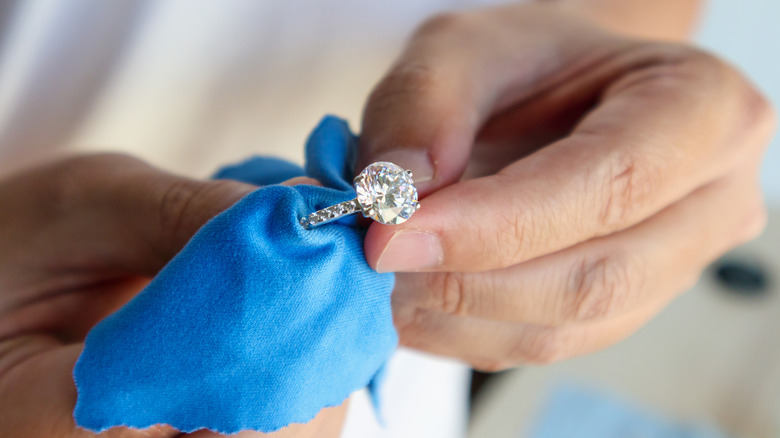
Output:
[358,3,776,371]
[0,155,345,437]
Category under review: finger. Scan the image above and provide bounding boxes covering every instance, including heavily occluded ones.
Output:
[0,339,178,437]
[366,46,775,273]
[0,277,150,343]
[393,294,668,371]
[358,6,620,194]
[0,154,252,285]
[183,403,347,438]
[0,154,319,284]
[392,161,767,326]
[281,176,322,187]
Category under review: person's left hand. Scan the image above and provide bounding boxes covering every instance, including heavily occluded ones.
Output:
[0,154,345,437]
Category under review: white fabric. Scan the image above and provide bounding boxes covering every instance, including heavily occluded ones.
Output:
[343,349,471,438]
[0,1,491,436]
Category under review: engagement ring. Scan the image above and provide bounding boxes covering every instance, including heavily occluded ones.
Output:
[301,161,420,229]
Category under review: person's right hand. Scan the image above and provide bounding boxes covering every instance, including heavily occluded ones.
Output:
[0,154,346,437]
[358,2,776,371]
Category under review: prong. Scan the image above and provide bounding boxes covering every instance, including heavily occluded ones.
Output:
[415,202,421,211]
[406,169,413,177]
[353,174,365,184]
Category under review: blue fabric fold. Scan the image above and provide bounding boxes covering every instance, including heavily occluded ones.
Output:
[73,116,397,434]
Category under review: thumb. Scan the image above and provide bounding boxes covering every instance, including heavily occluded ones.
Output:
[77,156,318,275]
[67,154,257,275]
[358,6,622,192]
[0,154,315,280]
[358,15,493,194]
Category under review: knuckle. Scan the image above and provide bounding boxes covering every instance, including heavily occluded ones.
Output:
[158,179,199,237]
[513,328,570,365]
[392,306,429,348]
[367,62,443,116]
[157,178,248,258]
[426,272,470,316]
[688,48,779,146]
[597,150,657,231]
[157,178,211,252]
[644,45,730,88]
[414,11,476,38]
[367,12,479,114]
[607,44,715,96]
[567,252,640,322]
[661,47,776,145]
[495,200,530,266]
[674,45,727,74]
[478,176,534,267]
[610,44,763,116]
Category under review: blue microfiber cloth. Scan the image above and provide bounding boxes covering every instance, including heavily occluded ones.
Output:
[530,384,731,438]
[73,116,397,434]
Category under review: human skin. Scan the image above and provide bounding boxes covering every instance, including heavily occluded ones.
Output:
[358,1,776,371]
[1,0,774,437]
[0,155,346,437]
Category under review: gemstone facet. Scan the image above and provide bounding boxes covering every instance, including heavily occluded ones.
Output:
[355,162,419,225]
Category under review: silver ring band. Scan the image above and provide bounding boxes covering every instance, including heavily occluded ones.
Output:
[300,199,361,229]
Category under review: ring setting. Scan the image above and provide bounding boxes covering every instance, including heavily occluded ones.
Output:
[301,161,421,229]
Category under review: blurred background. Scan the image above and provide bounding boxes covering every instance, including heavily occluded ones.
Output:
[0,1,777,437]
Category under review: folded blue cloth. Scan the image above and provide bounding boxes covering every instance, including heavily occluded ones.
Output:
[73,116,397,434]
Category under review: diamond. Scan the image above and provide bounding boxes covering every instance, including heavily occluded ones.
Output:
[354,162,419,225]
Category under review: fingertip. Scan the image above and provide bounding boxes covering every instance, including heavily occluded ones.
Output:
[363,224,392,271]
[365,221,443,273]
[281,176,322,187]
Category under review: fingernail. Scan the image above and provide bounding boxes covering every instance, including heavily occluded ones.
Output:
[376,231,442,273]
[374,149,434,189]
